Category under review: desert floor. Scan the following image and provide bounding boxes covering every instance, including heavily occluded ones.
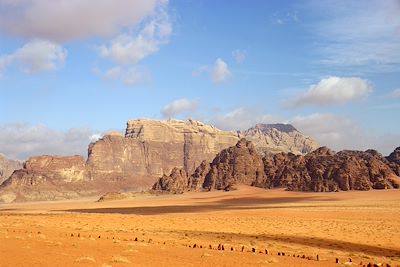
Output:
[0,186,399,267]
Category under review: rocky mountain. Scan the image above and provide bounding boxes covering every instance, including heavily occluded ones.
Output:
[239,123,319,155]
[0,119,237,202]
[153,139,400,193]
[0,154,22,185]
[0,119,321,202]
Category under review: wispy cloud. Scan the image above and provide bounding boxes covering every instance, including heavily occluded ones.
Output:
[0,39,67,74]
[309,0,400,71]
[270,11,299,25]
[161,98,198,117]
[232,49,246,63]
[0,123,104,160]
[390,88,400,98]
[97,0,171,86]
[211,107,282,131]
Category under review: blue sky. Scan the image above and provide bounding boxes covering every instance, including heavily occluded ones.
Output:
[0,0,399,159]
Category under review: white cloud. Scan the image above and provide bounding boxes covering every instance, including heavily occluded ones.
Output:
[287,76,372,108]
[161,98,198,117]
[102,66,150,87]
[193,58,232,83]
[99,2,171,65]
[0,123,105,160]
[211,108,282,131]
[0,0,162,42]
[310,0,400,71]
[232,49,246,63]
[391,88,400,98]
[290,113,400,155]
[96,1,170,86]
[0,39,66,74]
[212,58,232,83]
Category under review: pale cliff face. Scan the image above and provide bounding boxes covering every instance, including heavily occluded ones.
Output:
[239,123,319,155]
[0,154,22,185]
[88,119,240,179]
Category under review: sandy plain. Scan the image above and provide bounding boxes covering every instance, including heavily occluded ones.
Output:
[0,186,399,267]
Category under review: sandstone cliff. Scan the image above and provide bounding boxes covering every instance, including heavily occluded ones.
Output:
[153,140,400,193]
[0,119,239,202]
[239,123,319,155]
[0,154,22,185]
[87,119,239,180]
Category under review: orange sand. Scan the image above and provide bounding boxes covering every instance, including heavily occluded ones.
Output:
[1,186,399,267]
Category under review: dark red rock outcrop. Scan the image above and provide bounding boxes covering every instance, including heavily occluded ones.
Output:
[203,139,268,190]
[262,147,399,191]
[152,141,400,193]
[386,147,400,175]
[152,167,189,194]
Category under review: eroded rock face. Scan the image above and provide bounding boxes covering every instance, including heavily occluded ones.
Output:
[386,147,400,175]
[239,123,319,155]
[86,119,239,183]
[152,140,400,193]
[203,138,268,190]
[0,154,22,185]
[152,167,189,194]
[3,155,88,187]
[262,148,399,191]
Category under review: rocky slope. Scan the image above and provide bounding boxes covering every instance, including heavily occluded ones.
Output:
[239,123,319,155]
[0,119,326,203]
[153,140,400,193]
[0,154,22,185]
[0,119,236,202]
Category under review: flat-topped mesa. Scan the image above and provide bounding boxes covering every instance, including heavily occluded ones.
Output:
[82,118,241,196]
[239,123,319,155]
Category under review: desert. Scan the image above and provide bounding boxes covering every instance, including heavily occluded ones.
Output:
[1,186,399,267]
[1,1,400,266]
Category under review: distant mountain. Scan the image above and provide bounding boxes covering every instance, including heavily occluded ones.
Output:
[0,154,22,185]
[239,123,319,155]
[153,139,400,193]
[0,119,320,203]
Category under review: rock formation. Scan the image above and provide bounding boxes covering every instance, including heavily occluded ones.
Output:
[0,119,238,202]
[0,154,22,185]
[152,167,189,194]
[239,123,319,155]
[263,147,399,191]
[4,155,88,187]
[86,119,239,181]
[153,140,400,193]
[202,139,267,190]
[386,147,400,175]
[3,118,391,203]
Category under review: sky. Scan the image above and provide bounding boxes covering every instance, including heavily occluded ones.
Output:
[1,0,400,160]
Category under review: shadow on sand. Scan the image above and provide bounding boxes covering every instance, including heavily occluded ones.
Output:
[62,195,337,215]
